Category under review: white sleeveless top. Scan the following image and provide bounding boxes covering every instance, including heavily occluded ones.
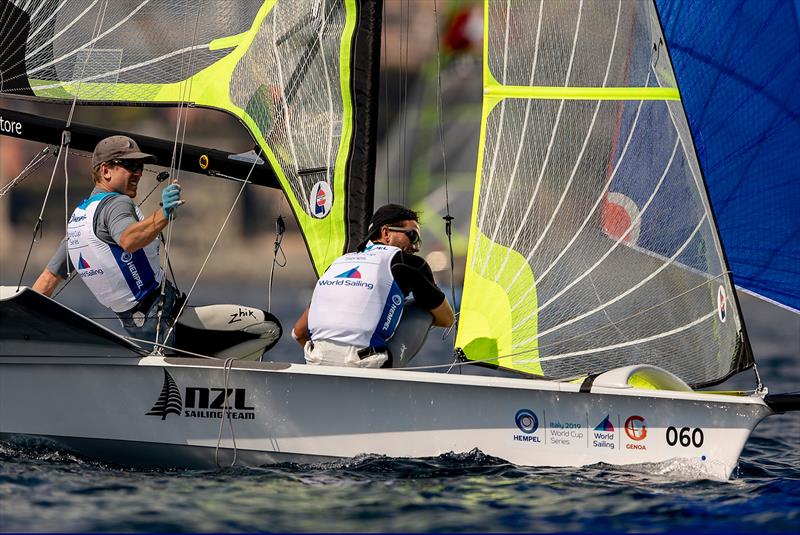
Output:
[67,192,162,312]
[308,243,405,348]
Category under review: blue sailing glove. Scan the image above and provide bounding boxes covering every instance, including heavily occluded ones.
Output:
[161,183,182,218]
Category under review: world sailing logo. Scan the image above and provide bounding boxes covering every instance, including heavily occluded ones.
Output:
[592,415,616,450]
[336,266,362,279]
[77,254,91,269]
[318,265,374,290]
[146,369,183,420]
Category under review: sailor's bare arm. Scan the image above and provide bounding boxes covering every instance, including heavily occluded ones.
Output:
[292,307,311,347]
[430,298,455,328]
[32,268,64,297]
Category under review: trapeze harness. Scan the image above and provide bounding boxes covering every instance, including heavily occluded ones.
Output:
[67,192,162,313]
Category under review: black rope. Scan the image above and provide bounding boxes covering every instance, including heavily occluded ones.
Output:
[268,215,287,312]
[16,218,43,291]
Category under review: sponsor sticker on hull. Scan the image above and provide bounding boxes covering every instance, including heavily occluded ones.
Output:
[513,409,541,444]
[546,419,585,447]
[146,369,256,421]
[623,415,648,451]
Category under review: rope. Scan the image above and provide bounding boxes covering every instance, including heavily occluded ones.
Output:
[268,215,287,312]
[159,148,265,347]
[215,358,239,468]
[154,5,203,351]
[0,147,51,198]
[432,0,459,339]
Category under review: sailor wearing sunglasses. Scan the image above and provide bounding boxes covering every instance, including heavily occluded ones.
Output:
[33,135,182,334]
[32,136,282,358]
[293,204,455,368]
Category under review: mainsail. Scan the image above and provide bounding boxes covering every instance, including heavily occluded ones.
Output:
[0,0,382,274]
[455,0,753,387]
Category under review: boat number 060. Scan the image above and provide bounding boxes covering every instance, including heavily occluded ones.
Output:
[665,426,704,447]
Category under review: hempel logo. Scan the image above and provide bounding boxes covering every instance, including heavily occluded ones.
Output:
[146,369,256,421]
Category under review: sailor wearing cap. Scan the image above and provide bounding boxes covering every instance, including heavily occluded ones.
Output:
[292,204,455,368]
[32,135,184,340]
[32,135,282,358]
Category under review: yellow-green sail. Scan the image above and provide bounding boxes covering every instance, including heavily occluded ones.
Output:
[1,0,381,275]
[456,0,745,388]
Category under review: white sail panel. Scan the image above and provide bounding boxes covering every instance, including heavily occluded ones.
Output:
[456,0,749,386]
[486,0,676,89]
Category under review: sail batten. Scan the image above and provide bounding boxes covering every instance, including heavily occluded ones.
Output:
[456,0,751,387]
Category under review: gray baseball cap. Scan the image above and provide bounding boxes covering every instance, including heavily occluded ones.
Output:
[92,135,157,169]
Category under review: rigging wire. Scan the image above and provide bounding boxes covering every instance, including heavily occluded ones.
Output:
[401,0,410,204]
[432,0,459,348]
[159,147,265,349]
[16,132,68,291]
[215,358,239,468]
[0,147,51,198]
[382,0,390,204]
[154,4,203,351]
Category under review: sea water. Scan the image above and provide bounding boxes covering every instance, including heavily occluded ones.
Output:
[1,291,798,532]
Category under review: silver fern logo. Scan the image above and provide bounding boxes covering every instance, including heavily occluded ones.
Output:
[146,369,183,420]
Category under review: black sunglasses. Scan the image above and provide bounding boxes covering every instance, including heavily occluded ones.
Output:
[110,159,144,173]
[385,226,421,245]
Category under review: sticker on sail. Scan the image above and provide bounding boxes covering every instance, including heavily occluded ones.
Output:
[601,192,641,245]
[717,286,727,322]
[513,409,541,443]
[309,181,332,218]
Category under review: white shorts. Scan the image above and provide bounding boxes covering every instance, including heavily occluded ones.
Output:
[304,339,388,368]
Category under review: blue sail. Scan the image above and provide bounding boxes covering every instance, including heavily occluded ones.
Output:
[656,0,800,312]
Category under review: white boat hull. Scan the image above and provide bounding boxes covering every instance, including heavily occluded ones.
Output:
[0,355,772,479]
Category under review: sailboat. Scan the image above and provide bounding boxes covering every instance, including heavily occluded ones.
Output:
[1,0,797,480]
